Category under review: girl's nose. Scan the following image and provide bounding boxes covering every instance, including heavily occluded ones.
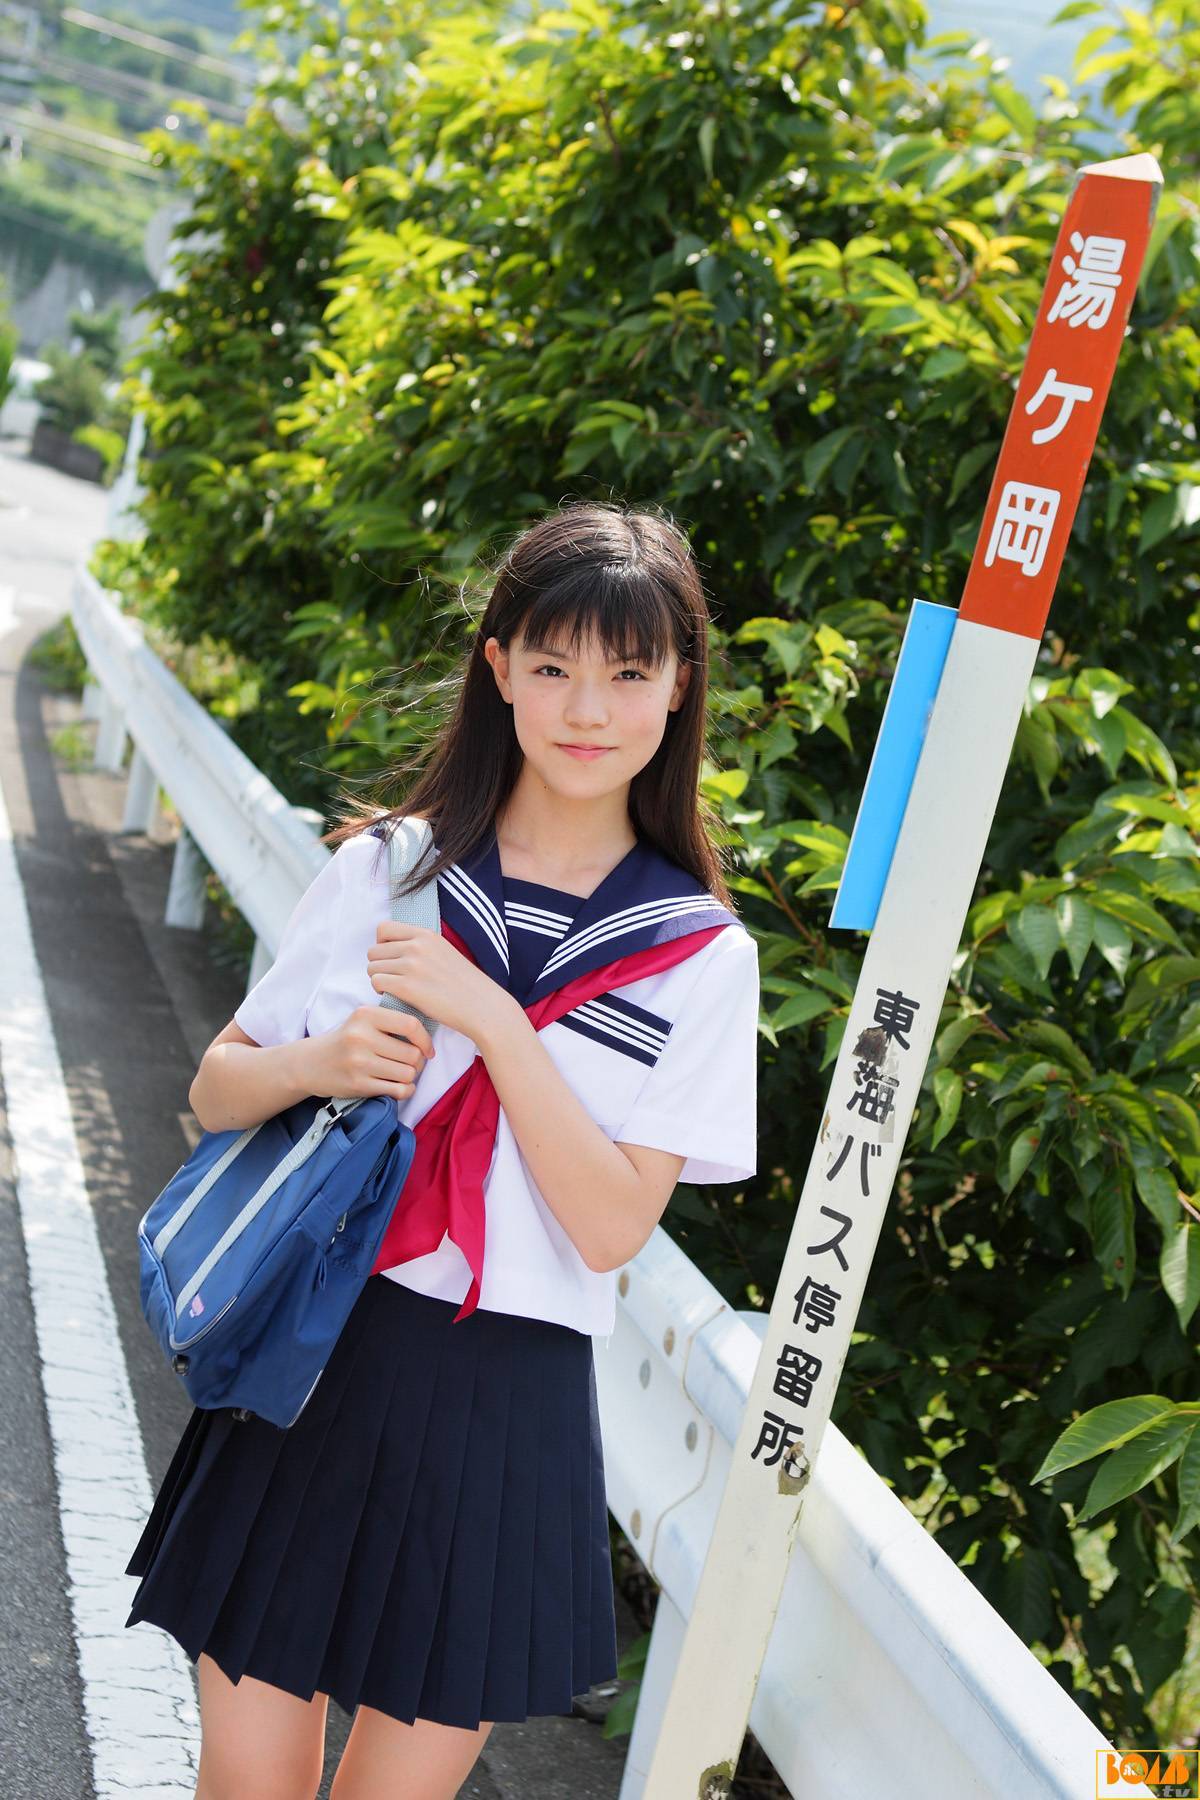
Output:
[564,687,610,724]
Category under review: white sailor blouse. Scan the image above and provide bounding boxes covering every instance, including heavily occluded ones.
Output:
[233,818,760,1338]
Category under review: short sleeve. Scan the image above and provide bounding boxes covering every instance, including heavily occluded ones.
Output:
[614,924,760,1184]
[233,845,347,1048]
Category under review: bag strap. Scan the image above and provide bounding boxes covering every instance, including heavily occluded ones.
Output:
[377,815,440,1038]
[322,816,441,1117]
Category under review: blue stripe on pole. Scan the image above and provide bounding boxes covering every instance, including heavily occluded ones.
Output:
[829,599,958,933]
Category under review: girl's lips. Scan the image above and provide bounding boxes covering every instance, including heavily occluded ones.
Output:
[557,744,612,760]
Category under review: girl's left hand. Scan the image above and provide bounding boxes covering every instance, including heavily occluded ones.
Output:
[367,922,511,1044]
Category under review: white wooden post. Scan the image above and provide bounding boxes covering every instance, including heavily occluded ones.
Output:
[638,152,1163,1798]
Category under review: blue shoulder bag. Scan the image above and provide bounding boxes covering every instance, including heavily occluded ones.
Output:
[136,816,438,1430]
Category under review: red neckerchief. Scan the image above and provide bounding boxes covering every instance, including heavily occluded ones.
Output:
[370,918,730,1318]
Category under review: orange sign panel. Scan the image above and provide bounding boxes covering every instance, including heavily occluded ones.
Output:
[958,157,1160,642]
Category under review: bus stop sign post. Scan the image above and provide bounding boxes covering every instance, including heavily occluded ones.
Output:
[638,151,1163,1800]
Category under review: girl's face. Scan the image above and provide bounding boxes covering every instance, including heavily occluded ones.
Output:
[484,624,690,797]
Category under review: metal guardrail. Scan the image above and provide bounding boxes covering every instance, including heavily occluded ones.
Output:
[72,564,329,990]
[71,560,1145,1800]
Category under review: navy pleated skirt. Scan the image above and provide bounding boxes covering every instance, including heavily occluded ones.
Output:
[123,1273,619,1729]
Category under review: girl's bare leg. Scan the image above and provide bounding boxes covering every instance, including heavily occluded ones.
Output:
[194,1651,330,1800]
[329,1708,495,1800]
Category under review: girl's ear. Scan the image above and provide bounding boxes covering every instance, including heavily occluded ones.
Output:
[484,635,513,704]
[668,656,691,711]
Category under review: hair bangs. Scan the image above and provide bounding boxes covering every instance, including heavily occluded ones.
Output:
[516,562,676,668]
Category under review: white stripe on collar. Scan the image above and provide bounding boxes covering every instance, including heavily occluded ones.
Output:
[440,864,509,968]
[540,893,727,978]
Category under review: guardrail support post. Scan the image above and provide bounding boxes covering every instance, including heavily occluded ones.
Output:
[93,691,128,773]
[121,746,161,835]
[165,827,207,930]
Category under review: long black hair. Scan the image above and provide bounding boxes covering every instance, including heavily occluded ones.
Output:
[323,498,736,909]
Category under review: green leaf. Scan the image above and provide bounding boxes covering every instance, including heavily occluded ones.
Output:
[1055,892,1094,980]
[1004,1058,1063,1098]
[1003,1125,1041,1192]
[584,399,647,423]
[1009,905,1059,981]
[930,1067,962,1149]
[1091,1173,1136,1297]
[1055,807,1123,870]
[1171,1424,1200,1544]
[1120,955,1200,1020]
[935,1013,987,1062]
[1148,1087,1200,1160]
[860,258,921,302]
[803,426,862,489]
[1031,1394,1177,1483]
[949,441,997,505]
[919,348,968,382]
[985,79,1036,138]
[1017,713,1060,799]
[1138,481,1200,554]
[703,767,750,799]
[1077,1416,1195,1521]
[1161,1223,1200,1333]
[1091,887,1185,950]
[1115,707,1177,784]
[1103,793,1184,827]
[771,989,831,1032]
[1133,1163,1180,1231]
[755,713,797,773]
[1022,1019,1095,1078]
[997,1544,1056,1647]
[1091,908,1134,979]
[698,115,717,183]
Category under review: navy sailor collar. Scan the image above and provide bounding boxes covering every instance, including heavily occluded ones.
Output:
[373,818,739,1001]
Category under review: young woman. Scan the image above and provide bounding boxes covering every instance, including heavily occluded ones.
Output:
[124,499,761,1800]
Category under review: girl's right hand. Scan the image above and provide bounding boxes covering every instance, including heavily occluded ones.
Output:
[306,1006,437,1103]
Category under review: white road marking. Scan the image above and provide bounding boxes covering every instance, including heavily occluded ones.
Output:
[0,747,199,1791]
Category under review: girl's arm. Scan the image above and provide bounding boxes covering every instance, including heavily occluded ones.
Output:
[189,1011,435,1134]
[474,994,687,1274]
[189,1021,321,1133]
